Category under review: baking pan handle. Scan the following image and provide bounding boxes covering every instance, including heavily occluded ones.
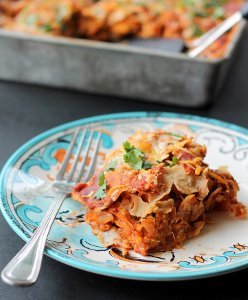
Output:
[242,2,248,19]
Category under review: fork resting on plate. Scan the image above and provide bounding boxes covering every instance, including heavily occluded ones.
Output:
[1,128,101,286]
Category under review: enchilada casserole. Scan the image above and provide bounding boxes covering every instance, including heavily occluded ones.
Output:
[72,130,247,256]
[0,0,244,58]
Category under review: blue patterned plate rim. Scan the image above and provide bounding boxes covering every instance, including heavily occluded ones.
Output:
[1,111,248,281]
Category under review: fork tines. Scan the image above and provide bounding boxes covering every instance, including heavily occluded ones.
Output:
[56,128,102,184]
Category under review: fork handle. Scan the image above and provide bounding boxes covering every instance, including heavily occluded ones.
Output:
[1,192,67,286]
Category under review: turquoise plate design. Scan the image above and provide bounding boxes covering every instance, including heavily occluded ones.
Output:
[1,112,248,281]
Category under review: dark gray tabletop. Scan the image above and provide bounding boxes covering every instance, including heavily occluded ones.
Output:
[0,31,248,300]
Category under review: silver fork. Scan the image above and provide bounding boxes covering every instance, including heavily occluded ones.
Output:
[1,128,102,286]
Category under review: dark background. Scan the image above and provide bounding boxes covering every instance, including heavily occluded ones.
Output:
[0,29,248,300]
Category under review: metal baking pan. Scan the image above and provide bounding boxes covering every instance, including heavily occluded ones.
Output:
[0,22,246,107]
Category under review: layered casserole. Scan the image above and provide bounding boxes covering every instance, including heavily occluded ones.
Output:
[72,130,247,256]
[0,0,244,58]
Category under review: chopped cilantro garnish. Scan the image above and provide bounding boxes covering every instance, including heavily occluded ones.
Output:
[192,24,204,37]
[168,132,183,139]
[143,161,152,170]
[123,141,151,170]
[123,141,144,170]
[94,173,107,200]
[182,0,225,21]
[98,173,105,186]
[194,10,208,17]
[94,183,106,200]
[213,6,224,19]
[124,150,143,170]
[170,156,178,167]
[42,24,53,32]
[105,160,117,171]
[123,141,135,152]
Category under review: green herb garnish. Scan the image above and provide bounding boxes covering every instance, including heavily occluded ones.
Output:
[123,141,151,170]
[156,160,170,167]
[94,184,106,200]
[143,161,152,170]
[123,141,144,170]
[168,132,183,139]
[194,10,208,18]
[213,6,224,19]
[98,173,105,186]
[123,141,135,152]
[94,173,107,200]
[170,156,179,167]
[192,24,204,37]
[42,24,53,32]
[105,160,117,171]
